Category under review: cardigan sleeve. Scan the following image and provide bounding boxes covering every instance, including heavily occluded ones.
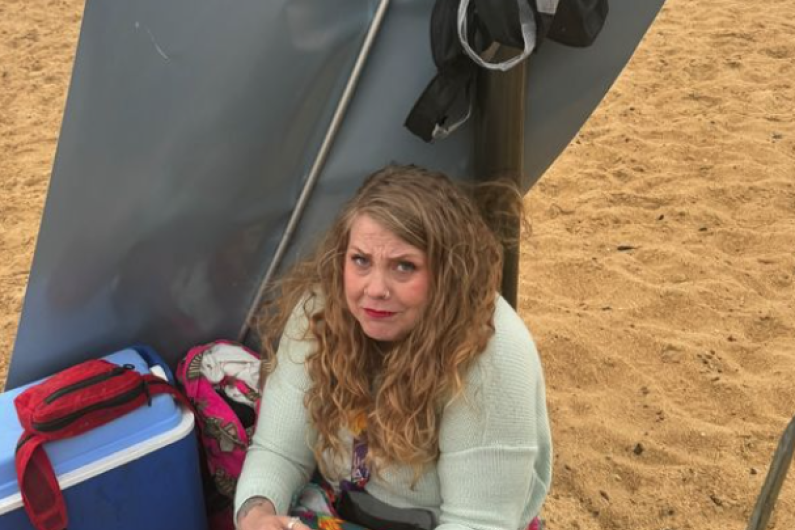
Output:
[234,299,319,516]
[435,299,553,530]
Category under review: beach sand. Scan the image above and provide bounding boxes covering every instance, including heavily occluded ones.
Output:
[2,1,794,529]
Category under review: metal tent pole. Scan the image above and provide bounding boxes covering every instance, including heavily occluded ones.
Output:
[473,51,527,309]
[237,0,391,341]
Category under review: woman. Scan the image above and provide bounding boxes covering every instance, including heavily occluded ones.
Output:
[235,165,552,530]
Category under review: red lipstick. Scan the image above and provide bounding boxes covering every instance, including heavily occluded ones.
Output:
[364,309,395,318]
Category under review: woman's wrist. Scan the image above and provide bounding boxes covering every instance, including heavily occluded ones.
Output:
[236,496,276,528]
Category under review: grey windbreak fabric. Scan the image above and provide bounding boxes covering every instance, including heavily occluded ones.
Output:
[7,0,665,388]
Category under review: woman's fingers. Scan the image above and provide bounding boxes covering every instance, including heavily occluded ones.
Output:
[240,513,303,530]
[282,516,308,530]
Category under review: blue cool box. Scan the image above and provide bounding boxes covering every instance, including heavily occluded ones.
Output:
[0,348,208,530]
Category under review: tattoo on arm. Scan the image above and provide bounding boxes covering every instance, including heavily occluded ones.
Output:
[236,496,274,527]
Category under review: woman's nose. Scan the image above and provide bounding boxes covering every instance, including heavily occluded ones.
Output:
[365,271,390,299]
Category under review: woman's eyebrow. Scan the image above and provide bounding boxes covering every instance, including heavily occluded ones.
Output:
[349,245,369,256]
[385,250,426,263]
[389,253,420,261]
[350,246,421,261]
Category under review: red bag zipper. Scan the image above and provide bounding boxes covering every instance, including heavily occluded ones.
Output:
[32,382,148,432]
[43,364,134,404]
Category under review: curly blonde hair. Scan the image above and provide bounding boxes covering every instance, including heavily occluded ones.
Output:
[257,165,507,481]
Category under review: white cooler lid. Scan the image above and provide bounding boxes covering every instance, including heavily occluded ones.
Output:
[0,348,190,509]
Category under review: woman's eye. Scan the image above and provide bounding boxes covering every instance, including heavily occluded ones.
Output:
[351,254,369,267]
[396,261,416,273]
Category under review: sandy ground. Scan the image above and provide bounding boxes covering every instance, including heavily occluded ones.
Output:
[1,0,82,383]
[2,1,794,529]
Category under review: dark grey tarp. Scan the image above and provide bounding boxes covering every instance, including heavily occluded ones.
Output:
[7,0,665,389]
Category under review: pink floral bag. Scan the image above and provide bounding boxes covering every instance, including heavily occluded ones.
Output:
[176,340,262,529]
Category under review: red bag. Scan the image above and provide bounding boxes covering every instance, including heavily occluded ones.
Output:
[14,359,193,530]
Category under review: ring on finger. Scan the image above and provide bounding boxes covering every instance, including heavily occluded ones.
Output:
[287,517,300,530]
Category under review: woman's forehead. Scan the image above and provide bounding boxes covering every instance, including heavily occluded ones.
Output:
[347,214,423,257]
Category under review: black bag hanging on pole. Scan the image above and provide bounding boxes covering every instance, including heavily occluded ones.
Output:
[404,0,609,143]
[405,0,555,143]
[547,0,609,47]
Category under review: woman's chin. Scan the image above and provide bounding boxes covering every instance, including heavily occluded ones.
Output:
[363,329,397,342]
[361,323,405,343]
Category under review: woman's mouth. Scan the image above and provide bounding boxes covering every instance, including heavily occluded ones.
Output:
[364,308,396,319]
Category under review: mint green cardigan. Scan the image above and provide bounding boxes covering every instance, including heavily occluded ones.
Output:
[235,296,552,530]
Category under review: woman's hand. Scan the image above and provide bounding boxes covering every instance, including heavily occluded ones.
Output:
[237,498,311,530]
[239,513,308,530]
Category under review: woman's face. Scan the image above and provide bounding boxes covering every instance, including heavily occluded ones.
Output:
[343,214,430,343]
